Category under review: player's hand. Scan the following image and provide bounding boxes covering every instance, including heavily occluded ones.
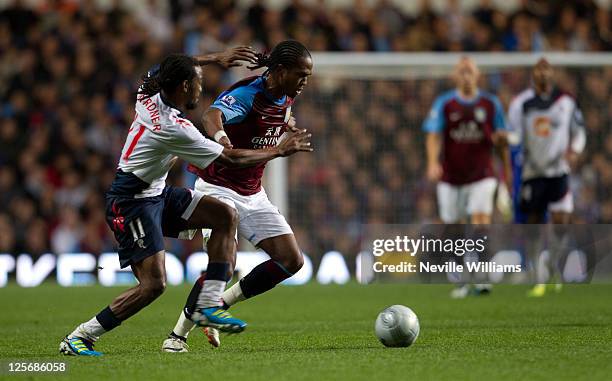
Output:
[213,46,258,69]
[285,114,299,133]
[504,174,513,199]
[566,150,579,170]
[218,136,233,149]
[277,129,313,157]
[426,162,442,182]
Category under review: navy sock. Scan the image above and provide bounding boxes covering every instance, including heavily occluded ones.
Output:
[207,262,231,281]
[183,273,206,316]
[239,260,293,299]
[95,306,122,332]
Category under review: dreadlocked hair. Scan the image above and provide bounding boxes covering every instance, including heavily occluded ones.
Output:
[138,54,198,98]
[252,40,311,75]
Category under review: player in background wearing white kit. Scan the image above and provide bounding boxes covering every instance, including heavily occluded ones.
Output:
[508,58,586,297]
[59,50,313,356]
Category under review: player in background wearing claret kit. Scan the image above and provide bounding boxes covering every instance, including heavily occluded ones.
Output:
[59,49,313,357]
[423,57,512,299]
[162,40,313,352]
[508,58,586,297]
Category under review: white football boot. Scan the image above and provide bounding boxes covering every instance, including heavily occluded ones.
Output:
[203,327,220,348]
[161,336,189,353]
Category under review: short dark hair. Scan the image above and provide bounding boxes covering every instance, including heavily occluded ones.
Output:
[138,54,197,98]
[252,40,311,75]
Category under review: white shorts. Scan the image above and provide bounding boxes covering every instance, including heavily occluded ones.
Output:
[548,191,574,213]
[437,177,498,223]
[196,178,293,246]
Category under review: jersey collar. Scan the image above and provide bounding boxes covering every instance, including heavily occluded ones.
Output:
[159,92,187,118]
[260,75,287,105]
[455,89,481,105]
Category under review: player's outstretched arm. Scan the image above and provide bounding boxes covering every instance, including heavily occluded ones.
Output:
[215,129,313,168]
[203,108,232,148]
[194,46,258,69]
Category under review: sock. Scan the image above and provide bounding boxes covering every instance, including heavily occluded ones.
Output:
[238,260,294,300]
[95,306,122,331]
[69,318,105,342]
[184,274,205,316]
[196,262,230,309]
[222,281,246,307]
[171,310,195,340]
[69,306,121,341]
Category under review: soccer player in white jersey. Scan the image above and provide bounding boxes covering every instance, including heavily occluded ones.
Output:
[59,50,313,356]
[508,58,586,297]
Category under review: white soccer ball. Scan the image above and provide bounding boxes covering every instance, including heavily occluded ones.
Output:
[375,305,420,347]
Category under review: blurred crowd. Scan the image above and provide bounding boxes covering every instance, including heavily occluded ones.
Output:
[0,0,610,260]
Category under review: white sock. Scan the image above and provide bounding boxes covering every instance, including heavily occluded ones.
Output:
[197,279,226,309]
[222,281,246,307]
[69,317,106,341]
[172,311,195,338]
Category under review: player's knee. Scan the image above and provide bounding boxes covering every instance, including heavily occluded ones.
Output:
[215,204,239,232]
[141,278,166,299]
[283,251,304,274]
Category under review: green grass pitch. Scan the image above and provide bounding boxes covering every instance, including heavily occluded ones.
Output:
[1,283,611,381]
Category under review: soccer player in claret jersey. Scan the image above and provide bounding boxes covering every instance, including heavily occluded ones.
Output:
[59,48,313,356]
[162,40,313,352]
[508,58,586,297]
[423,57,512,299]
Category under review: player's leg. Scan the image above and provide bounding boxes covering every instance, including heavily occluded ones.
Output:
[61,253,167,356]
[161,186,245,332]
[221,188,300,308]
[197,191,301,349]
[60,197,167,356]
[522,177,562,296]
[465,178,498,295]
[63,252,168,356]
[166,185,300,350]
[436,181,461,224]
[438,182,471,298]
[547,181,574,292]
[162,195,242,351]
[110,252,167,319]
[164,182,241,351]
[222,233,303,308]
[172,234,302,351]
[467,177,497,225]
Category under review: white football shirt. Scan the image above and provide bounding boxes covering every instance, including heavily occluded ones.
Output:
[508,88,586,181]
[117,92,224,198]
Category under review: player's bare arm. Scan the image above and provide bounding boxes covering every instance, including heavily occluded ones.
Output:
[203,107,299,150]
[493,131,513,193]
[194,46,258,69]
[425,132,442,181]
[215,129,312,167]
[203,108,233,148]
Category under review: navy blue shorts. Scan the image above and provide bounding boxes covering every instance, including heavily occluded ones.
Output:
[105,186,200,268]
[519,175,569,215]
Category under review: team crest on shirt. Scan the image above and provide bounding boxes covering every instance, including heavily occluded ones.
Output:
[220,95,236,107]
[533,116,552,137]
[474,107,487,123]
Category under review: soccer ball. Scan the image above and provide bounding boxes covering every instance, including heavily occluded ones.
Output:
[375,305,420,347]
